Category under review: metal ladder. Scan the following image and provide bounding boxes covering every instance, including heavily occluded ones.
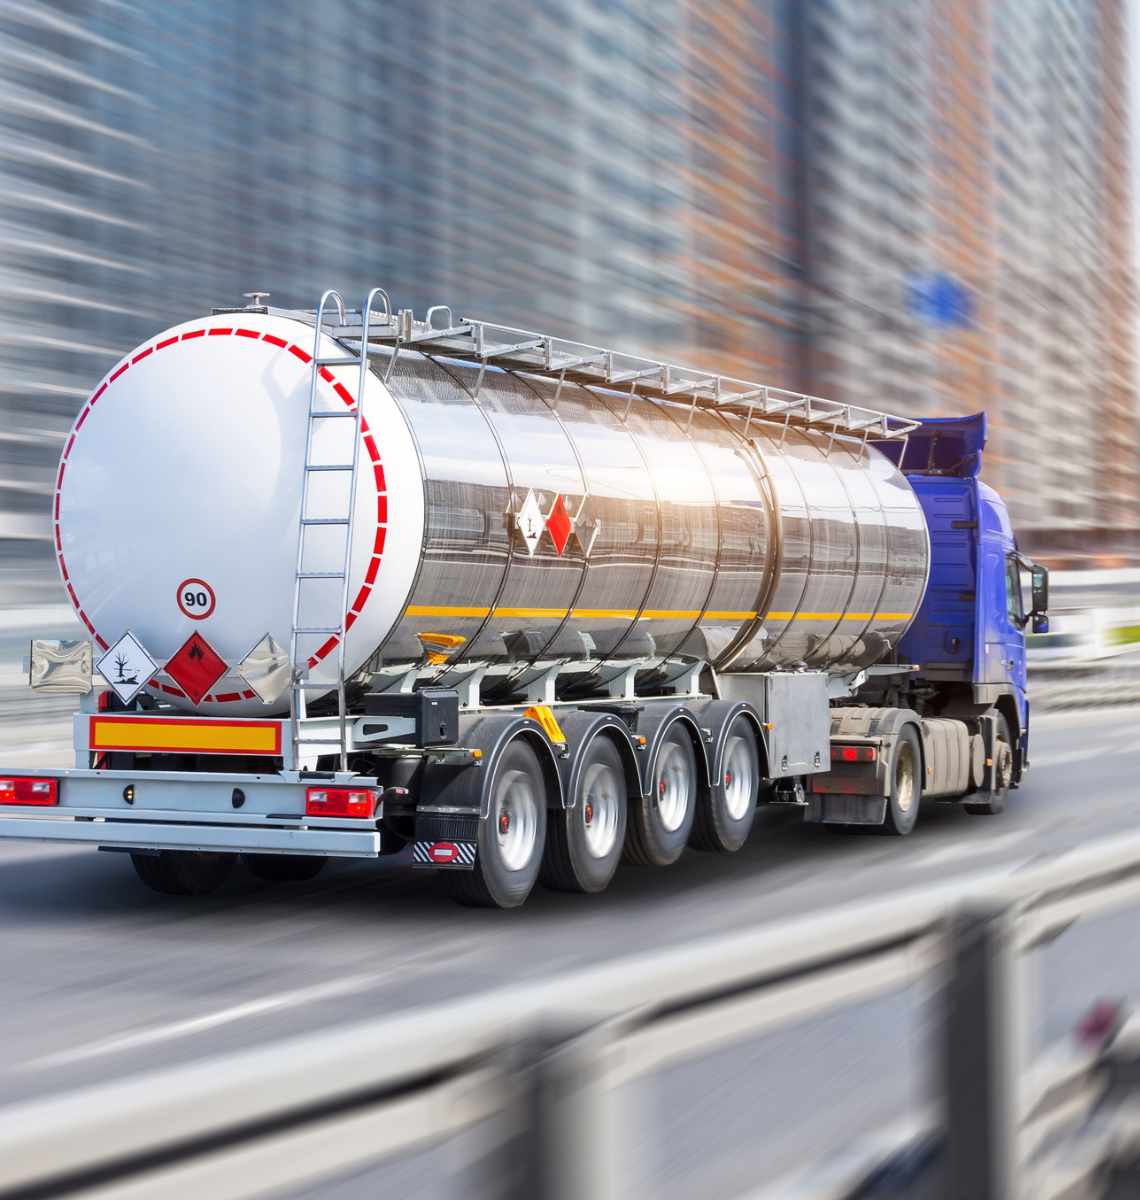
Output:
[288,288,391,770]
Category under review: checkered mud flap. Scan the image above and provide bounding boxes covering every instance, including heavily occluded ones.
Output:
[412,840,477,870]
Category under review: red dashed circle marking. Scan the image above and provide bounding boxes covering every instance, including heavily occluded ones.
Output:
[54,325,388,704]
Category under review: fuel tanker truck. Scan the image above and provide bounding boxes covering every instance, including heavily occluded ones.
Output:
[0,290,1049,907]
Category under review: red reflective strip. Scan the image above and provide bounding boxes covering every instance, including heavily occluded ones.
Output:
[288,345,312,364]
[95,634,108,651]
[235,328,260,339]
[208,327,232,337]
[181,330,205,340]
[376,493,387,522]
[132,347,153,364]
[109,363,129,381]
[373,465,386,492]
[213,691,242,702]
[91,382,107,403]
[352,585,370,612]
[242,689,256,700]
[65,434,75,457]
[75,406,90,430]
[365,555,380,585]
[261,333,287,348]
[364,436,380,464]
[54,525,62,553]
[315,636,337,659]
[334,382,354,406]
[53,493,60,521]
[319,366,334,383]
[156,336,179,350]
[345,612,357,629]
[373,527,386,554]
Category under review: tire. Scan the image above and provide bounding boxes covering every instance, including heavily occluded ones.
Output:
[880,725,922,836]
[625,722,698,866]
[965,711,1013,816]
[447,738,547,909]
[130,850,236,896]
[691,715,760,853]
[541,735,628,893]
[243,854,327,883]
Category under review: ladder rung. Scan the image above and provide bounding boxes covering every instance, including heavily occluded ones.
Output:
[295,680,337,688]
[309,410,357,419]
[301,517,350,526]
[294,626,342,635]
[297,571,345,579]
[315,356,361,366]
[306,463,355,472]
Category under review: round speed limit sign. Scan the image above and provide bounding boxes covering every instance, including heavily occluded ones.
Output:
[177,577,216,620]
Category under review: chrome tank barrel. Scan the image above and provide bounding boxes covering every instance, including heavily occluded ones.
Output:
[371,350,929,679]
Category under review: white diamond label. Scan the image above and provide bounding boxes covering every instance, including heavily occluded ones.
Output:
[515,489,544,557]
[96,632,159,705]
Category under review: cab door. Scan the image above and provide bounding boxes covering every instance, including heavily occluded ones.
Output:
[1002,552,1028,698]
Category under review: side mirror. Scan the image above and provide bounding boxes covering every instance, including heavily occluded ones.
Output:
[1031,564,1049,616]
[1032,614,1050,634]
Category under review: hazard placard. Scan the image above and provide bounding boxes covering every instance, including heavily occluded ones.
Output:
[164,632,227,704]
[96,632,159,705]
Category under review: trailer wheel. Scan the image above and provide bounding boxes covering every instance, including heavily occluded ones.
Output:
[448,738,547,909]
[541,736,629,893]
[691,715,759,853]
[130,850,236,896]
[243,854,327,883]
[965,711,1012,816]
[625,722,698,867]
[880,725,922,836]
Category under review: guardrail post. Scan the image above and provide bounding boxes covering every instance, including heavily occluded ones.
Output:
[942,902,1020,1200]
[505,1022,623,1200]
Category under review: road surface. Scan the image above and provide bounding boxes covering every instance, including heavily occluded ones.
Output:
[0,704,1136,1196]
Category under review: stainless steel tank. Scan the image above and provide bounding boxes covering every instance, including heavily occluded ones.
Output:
[371,349,930,680]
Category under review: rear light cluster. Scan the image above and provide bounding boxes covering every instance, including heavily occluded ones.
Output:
[831,745,877,764]
[305,786,377,819]
[0,777,59,806]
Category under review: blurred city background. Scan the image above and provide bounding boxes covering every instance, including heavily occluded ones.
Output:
[3,0,1140,759]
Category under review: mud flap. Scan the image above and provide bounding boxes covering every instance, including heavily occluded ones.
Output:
[412,808,478,870]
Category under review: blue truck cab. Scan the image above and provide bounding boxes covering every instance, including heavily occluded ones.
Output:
[888,414,1048,784]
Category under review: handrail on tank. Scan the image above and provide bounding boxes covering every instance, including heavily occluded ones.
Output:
[315,289,347,330]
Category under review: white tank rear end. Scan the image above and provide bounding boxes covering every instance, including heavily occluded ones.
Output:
[54,313,424,714]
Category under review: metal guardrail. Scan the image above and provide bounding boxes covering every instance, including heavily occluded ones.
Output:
[3,832,1140,1200]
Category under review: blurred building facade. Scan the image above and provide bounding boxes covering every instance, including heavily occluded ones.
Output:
[0,0,1136,593]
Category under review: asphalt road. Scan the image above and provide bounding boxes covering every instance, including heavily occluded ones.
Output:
[1,704,1138,1197]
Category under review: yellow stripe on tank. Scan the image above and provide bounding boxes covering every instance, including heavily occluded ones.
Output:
[404,604,912,622]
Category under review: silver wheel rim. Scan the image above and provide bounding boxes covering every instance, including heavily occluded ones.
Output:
[655,739,693,833]
[494,767,539,872]
[580,759,622,859]
[895,742,916,815]
[722,733,755,821]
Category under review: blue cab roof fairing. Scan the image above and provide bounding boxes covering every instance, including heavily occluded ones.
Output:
[876,413,987,478]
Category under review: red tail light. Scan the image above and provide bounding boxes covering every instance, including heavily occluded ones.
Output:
[305,786,376,819]
[831,745,877,764]
[0,777,59,806]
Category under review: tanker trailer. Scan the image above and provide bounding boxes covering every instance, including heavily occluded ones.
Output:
[0,290,1048,907]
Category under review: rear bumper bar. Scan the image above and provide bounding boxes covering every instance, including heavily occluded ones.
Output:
[0,815,380,857]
